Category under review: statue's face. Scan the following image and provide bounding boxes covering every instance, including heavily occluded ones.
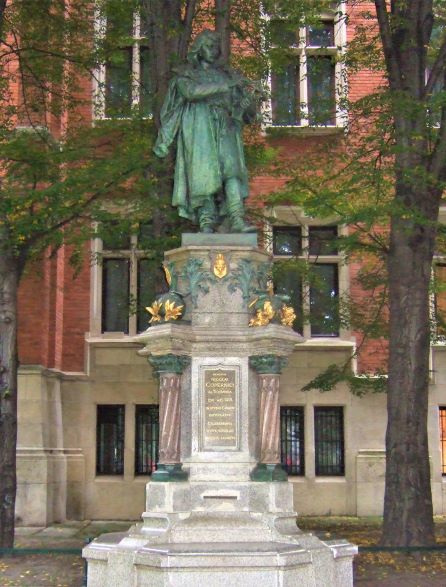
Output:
[199,37,220,64]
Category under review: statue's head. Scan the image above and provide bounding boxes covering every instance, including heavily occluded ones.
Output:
[187,29,221,66]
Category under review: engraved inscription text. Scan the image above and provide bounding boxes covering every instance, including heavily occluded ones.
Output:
[203,369,237,449]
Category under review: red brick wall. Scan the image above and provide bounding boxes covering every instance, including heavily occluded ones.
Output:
[18,244,90,372]
[17,5,390,375]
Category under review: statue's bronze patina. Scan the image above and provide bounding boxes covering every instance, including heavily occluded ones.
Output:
[154,30,261,233]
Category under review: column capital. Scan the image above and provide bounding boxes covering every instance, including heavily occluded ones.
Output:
[149,353,190,375]
[249,354,288,374]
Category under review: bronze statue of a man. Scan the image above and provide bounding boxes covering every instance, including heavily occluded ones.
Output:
[154,29,260,233]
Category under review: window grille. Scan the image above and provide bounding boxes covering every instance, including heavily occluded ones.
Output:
[440,407,446,475]
[135,405,159,475]
[280,406,305,475]
[314,406,344,476]
[96,405,125,475]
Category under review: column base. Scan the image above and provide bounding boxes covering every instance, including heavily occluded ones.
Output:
[151,464,189,482]
[250,463,288,482]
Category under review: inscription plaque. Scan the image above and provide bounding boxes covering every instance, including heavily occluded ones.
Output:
[202,368,238,450]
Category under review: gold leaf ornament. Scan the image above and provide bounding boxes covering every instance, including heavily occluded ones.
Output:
[249,300,275,327]
[146,300,162,323]
[164,300,184,321]
[163,264,172,287]
[213,253,228,279]
[280,304,296,327]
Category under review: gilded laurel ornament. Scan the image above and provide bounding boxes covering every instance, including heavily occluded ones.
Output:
[163,264,172,287]
[164,300,184,321]
[146,300,163,323]
[145,292,185,325]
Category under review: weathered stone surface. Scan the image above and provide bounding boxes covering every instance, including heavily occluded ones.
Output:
[84,241,356,586]
[181,233,258,247]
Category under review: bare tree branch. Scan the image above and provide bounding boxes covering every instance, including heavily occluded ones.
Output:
[425,36,446,96]
[179,0,197,61]
[374,0,402,89]
[215,0,231,64]
[0,0,6,35]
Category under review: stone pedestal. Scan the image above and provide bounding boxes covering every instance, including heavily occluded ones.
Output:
[83,234,356,586]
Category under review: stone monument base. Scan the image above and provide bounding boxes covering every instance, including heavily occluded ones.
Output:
[84,535,354,587]
[83,234,357,585]
[83,480,356,587]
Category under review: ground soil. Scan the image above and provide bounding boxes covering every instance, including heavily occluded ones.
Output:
[1,517,446,586]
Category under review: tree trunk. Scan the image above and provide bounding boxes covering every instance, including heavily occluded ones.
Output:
[215,0,231,64]
[0,240,20,549]
[382,209,436,546]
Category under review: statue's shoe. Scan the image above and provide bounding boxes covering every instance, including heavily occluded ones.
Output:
[231,219,256,233]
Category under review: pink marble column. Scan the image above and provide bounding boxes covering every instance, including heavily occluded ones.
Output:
[258,374,281,464]
[158,373,181,464]
[149,353,189,481]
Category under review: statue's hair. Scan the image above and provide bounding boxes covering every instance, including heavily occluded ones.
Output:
[187,29,221,66]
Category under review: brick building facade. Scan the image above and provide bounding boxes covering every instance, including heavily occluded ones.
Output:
[12,2,446,525]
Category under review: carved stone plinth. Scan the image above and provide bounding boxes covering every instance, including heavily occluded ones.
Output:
[84,235,356,586]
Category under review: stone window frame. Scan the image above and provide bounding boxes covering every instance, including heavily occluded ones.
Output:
[433,260,446,342]
[266,206,350,340]
[439,407,446,476]
[93,3,151,120]
[263,3,347,131]
[90,231,154,337]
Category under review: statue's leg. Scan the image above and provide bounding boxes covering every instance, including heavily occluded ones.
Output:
[197,198,217,233]
[225,178,256,233]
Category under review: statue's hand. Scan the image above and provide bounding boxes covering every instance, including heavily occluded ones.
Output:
[153,143,169,158]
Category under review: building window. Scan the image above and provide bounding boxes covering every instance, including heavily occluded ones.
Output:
[268,7,345,128]
[434,263,446,338]
[97,222,168,336]
[440,407,446,475]
[280,406,305,476]
[135,405,159,475]
[314,406,345,476]
[95,1,152,118]
[96,405,125,475]
[272,224,340,337]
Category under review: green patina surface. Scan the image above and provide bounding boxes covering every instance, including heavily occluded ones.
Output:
[154,30,262,234]
[149,354,190,375]
[250,355,288,374]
